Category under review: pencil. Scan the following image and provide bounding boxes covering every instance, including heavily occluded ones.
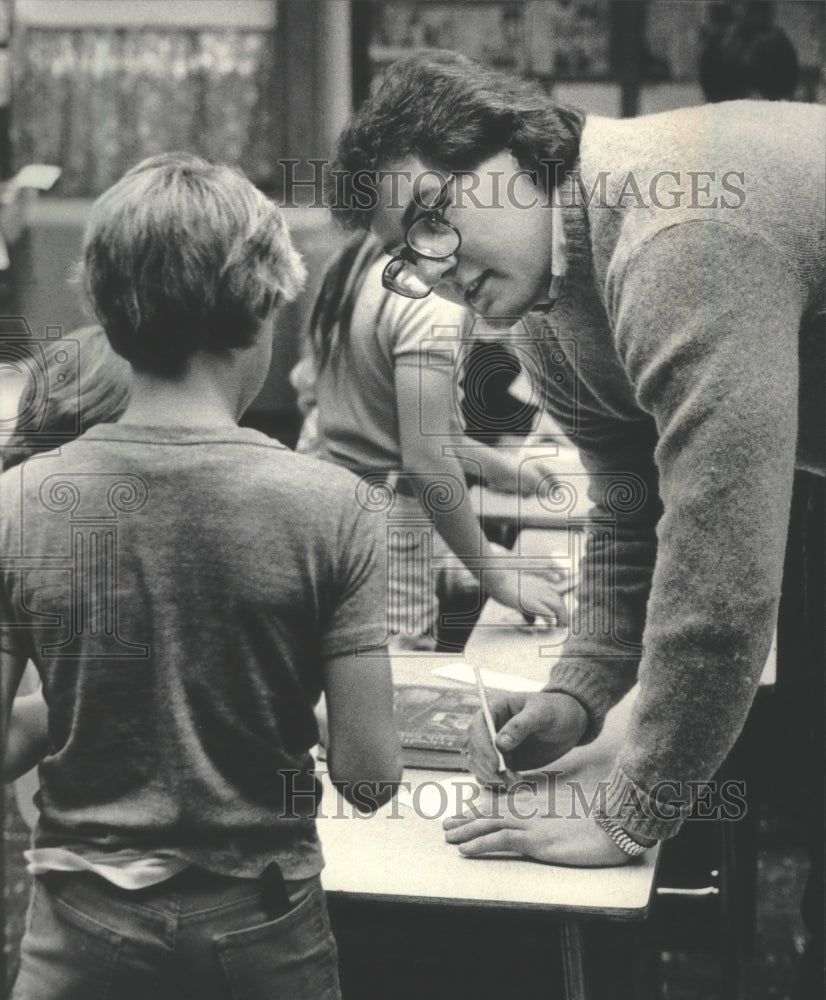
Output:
[471,662,509,776]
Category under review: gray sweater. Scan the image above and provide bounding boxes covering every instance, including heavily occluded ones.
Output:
[538,101,825,841]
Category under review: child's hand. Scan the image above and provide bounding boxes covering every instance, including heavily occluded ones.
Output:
[513,456,558,496]
[484,568,569,628]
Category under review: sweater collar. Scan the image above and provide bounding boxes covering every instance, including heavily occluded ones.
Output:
[534,158,593,313]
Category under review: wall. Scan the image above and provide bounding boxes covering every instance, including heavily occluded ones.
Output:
[367,0,825,115]
[12,1,280,195]
[6,1,353,421]
[14,1,277,28]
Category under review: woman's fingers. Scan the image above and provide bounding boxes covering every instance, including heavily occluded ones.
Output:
[445,813,559,861]
[455,829,528,857]
[445,811,638,867]
[466,710,505,786]
[444,815,522,842]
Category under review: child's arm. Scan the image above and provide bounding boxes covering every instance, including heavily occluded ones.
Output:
[456,439,558,496]
[2,648,43,782]
[322,648,401,812]
[395,364,567,625]
[5,689,48,782]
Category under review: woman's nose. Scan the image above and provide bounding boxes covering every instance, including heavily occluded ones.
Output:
[412,253,457,286]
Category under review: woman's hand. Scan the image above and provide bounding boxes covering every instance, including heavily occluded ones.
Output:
[468,690,589,786]
[443,789,636,867]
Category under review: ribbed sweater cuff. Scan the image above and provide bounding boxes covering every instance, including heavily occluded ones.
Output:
[542,661,618,745]
[595,762,689,842]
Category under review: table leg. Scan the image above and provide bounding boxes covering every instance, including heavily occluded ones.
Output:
[561,920,588,1000]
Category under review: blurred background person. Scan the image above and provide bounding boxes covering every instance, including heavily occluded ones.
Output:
[699,5,799,101]
[0,324,131,475]
[294,233,566,651]
[0,325,132,829]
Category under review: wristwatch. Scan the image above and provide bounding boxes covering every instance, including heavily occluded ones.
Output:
[595,816,650,858]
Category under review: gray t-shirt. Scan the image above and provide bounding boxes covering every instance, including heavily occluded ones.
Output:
[0,424,388,879]
[314,255,467,475]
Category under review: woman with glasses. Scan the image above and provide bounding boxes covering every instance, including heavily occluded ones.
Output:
[296,233,567,650]
[329,49,824,997]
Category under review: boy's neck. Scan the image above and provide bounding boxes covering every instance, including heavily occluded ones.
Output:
[119,356,244,429]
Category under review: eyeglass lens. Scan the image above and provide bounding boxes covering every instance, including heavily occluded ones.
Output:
[407,215,460,258]
[382,179,460,298]
[383,257,432,298]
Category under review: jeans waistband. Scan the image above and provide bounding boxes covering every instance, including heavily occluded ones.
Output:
[39,864,316,918]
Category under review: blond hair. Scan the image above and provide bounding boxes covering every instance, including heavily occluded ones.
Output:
[81,153,306,377]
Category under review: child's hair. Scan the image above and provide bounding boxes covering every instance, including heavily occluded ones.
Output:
[81,152,307,377]
[308,235,385,368]
[0,325,132,471]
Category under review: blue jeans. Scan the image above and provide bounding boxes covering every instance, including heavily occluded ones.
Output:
[11,868,342,1000]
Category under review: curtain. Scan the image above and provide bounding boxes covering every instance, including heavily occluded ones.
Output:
[12,27,278,196]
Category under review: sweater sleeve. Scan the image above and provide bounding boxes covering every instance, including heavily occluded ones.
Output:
[594,222,801,841]
[542,407,662,738]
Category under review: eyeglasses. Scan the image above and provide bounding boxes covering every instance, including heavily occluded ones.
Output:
[381,180,461,299]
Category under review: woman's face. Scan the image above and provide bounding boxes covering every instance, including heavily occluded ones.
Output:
[371,151,555,321]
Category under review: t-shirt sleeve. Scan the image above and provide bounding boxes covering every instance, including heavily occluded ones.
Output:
[0,582,26,658]
[320,502,390,658]
[391,294,468,368]
[0,469,27,659]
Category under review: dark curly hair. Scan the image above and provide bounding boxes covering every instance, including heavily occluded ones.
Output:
[699,22,798,102]
[329,50,584,230]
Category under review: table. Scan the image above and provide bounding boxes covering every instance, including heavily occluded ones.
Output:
[317,652,659,1000]
[464,527,776,684]
[460,525,778,994]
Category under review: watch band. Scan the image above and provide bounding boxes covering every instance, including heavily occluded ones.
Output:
[595,816,649,858]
